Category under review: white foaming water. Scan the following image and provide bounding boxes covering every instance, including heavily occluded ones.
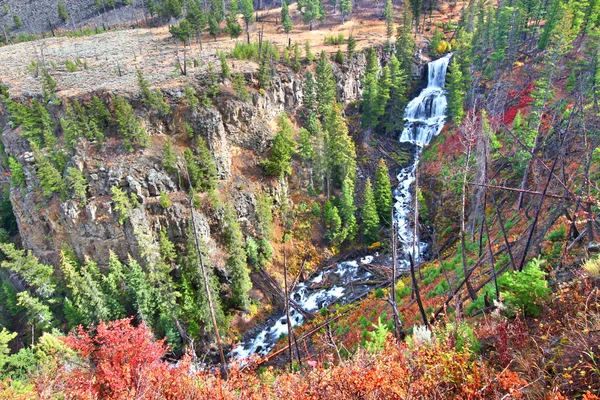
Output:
[230,257,376,360]
[395,54,452,269]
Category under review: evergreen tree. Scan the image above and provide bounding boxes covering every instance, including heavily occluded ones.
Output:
[0,242,55,299]
[446,60,466,124]
[8,157,25,187]
[114,96,149,151]
[137,70,170,117]
[66,167,87,205]
[13,15,22,30]
[292,42,302,72]
[338,176,357,241]
[347,34,356,57]
[373,159,392,223]
[184,138,218,192]
[258,52,271,89]
[182,224,227,335]
[101,252,127,320]
[323,200,343,244]
[384,0,394,39]
[225,0,242,40]
[297,127,315,163]
[111,186,132,224]
[538,0,563,50]
[282,0,294,34]
[32,144,66,199]
[41,68,57,104]
[382,54,409,134]
[205,63,220,98]
[169,19,192,45]
[303,70,317,114]
[233,73,250,101]
[361,178,379,244]
[298,0,324,30]
[305,40,314,62]
[361,48,380,128]
[315,51,336,118]
[223,205,252,310]
[263,113,295,179]
[395,8,416,73]
[334,49,345,63]
[208,15,219,40]
[186,0,206,46]
[124,256,155,324]
[163,137,178,174]
[340,0,352,22]
[159,228,176,263]
[325,102,357,187]
[375,65,391,118]
[57,1,68,23]
[240,0,255,43]
[219,52,231,79]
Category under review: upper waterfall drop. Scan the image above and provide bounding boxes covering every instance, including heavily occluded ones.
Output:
[393,53,452,270]
[399,53,452,147]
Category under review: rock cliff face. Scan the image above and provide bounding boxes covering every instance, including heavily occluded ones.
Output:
[1,55,369,267]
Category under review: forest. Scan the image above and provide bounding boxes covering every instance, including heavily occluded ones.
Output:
[0,0,599,398]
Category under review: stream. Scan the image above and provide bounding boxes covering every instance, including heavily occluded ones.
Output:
[230,54,452,361]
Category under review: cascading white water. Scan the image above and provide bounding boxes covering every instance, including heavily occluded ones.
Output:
[231,255,375,360]
[230,54,452,362]
[394,54,452,269]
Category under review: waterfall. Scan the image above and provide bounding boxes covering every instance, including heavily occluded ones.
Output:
[230,54,452,362]
[394,54,452,269]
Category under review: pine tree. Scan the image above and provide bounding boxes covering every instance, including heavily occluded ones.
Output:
[305,40,314,62]
[159,227,177,263]
[58,1,68,23]
[338,176,357,241]
[225,2,242,40]
[66,167,87,205]
[114,96,149,151]
[395,8,416,73]
[335,49,345,63]
[169,19,192,45]
[219,52,231,79]
[383,54,409,134]
[446,60,466,125]
[233,73,250,101]
[373,159,392,223]
[223,205,252,310]
[258,52,271,89]
[41,68,57,103]
[298,0,324,30]
[325,102,357,187]
[124,256,155,324]
[347,34,356,57]
[13,15,22,29]
[186,0,206,46]
[375,65,391,119]
[111,186,132,224]
[137,70,170,117]
[208,15,219,40]
[241,0,255,43]
[303,70,317,114]
[292,42,302,72]
[182,224,227,334]
[8,157,25,187]
[384,0,394,39]
[361,48,380,128]
[0,242,55,298]
[538,0,563,50]
[184,138,218,192]
[297,127,314,163]
[361,178,380,244]
[340,0,352,22]
[315,51,336,118]
[263,113,295,179]
[323,200,343,244]
[282,0,294,34]
[32,144,66,199]
[163,137,178,174]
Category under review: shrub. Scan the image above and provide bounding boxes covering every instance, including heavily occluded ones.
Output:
[546,225,566,242]
[159,191,172,209]
[583,256,600,278]
[324,33,345,45]
[111,186,132,224]
[467,257,550,317]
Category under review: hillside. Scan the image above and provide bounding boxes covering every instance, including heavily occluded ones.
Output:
[0,0,599,399]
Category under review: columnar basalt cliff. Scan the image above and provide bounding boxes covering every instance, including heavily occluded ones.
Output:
[0,53,369,268]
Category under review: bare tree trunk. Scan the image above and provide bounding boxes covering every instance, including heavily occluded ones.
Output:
[411,172,429,328]
[460,117,477,300]
[389,209,403,340]
[186,167,228,378]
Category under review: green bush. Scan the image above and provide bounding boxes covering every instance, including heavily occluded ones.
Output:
[466,257,550,317]
[546,225,566,242]
[159,191,172,208]
[324,33,345,45]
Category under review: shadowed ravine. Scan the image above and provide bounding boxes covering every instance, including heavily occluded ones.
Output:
[230,54,452,361]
